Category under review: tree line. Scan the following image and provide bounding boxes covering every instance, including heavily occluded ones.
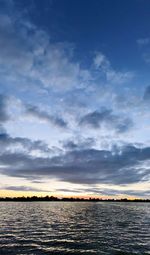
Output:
[0,196,149,202]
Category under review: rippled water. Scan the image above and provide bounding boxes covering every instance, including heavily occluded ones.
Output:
[0,202,150,255]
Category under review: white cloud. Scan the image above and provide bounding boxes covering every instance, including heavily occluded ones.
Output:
[0,0,150,197]
[93,52,134,84]
[94,52,110,70]
[142,52,150,63]
[0,11,92,92]
[137,38,150,64]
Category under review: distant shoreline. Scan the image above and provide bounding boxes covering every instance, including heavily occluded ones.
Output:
[0,196,149,202]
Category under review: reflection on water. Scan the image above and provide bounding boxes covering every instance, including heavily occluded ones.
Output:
[0,202,150,254]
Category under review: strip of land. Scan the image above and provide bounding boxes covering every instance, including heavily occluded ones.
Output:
[0,196,149,202]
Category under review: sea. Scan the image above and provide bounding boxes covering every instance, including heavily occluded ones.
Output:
[0,202,150,255]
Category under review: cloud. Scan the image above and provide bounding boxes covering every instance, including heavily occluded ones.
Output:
[94,53,110,71]
[26,105,67,128]
[0,6,92,92]
[63,137,95,150]
[142,52,150,63]
[120,189,150,197]
[56,188,82,194]
[0,94,9,123]
[0,1,134,99]
[0,139,150,187]
[3,185,48,192]
[137,38,150,46]
[79,109,133,133]
[93,52,134,84]
[54,186,150,197]
[79,187,150,197]
[0,0,149,198]
[143,85,150,101]
[137,38,150,64]
[0,130,52,155]
[0,12,33,73]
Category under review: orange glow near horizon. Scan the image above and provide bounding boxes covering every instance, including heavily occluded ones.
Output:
[0,190,140,200]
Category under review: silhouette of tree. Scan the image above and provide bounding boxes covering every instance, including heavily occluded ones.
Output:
[0,196,149,202]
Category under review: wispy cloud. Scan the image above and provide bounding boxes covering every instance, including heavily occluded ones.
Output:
[0,0,149,197]
[137,37,150,64]
[26,105,67,128]
[137,38,150,46]
[0,7,92,93]
[79,109,133,133]
[93,52,134,84]
[3,185,49,192]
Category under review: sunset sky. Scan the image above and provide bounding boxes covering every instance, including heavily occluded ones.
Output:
[0,0,150,198]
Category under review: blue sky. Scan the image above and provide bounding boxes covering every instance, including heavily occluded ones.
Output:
[0,0,150,198]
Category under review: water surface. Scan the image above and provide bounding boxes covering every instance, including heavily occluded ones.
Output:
[0,202,150,254]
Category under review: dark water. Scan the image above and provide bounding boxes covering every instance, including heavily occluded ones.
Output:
[0,202,150,255]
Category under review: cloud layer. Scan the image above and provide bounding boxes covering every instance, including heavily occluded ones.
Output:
[0,0,150,197]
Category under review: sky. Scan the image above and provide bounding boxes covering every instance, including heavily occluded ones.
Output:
[0,0,150,198]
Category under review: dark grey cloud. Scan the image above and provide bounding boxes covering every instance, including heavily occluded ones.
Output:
[56,188,82,193]
[55,187,150,197]
[63,137,95,150]
[80,109,112,128]
[143,85,150,101]
[0,131,52,154]
[26,105,67,128]
[0,94,9,123]
[81,187,150,197]
[79,109,133,133]
[3,185,48,192]
[0,140,150,187]
[121,189,150,197]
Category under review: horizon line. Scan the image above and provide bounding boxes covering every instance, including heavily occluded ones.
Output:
[0,195,150,202]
